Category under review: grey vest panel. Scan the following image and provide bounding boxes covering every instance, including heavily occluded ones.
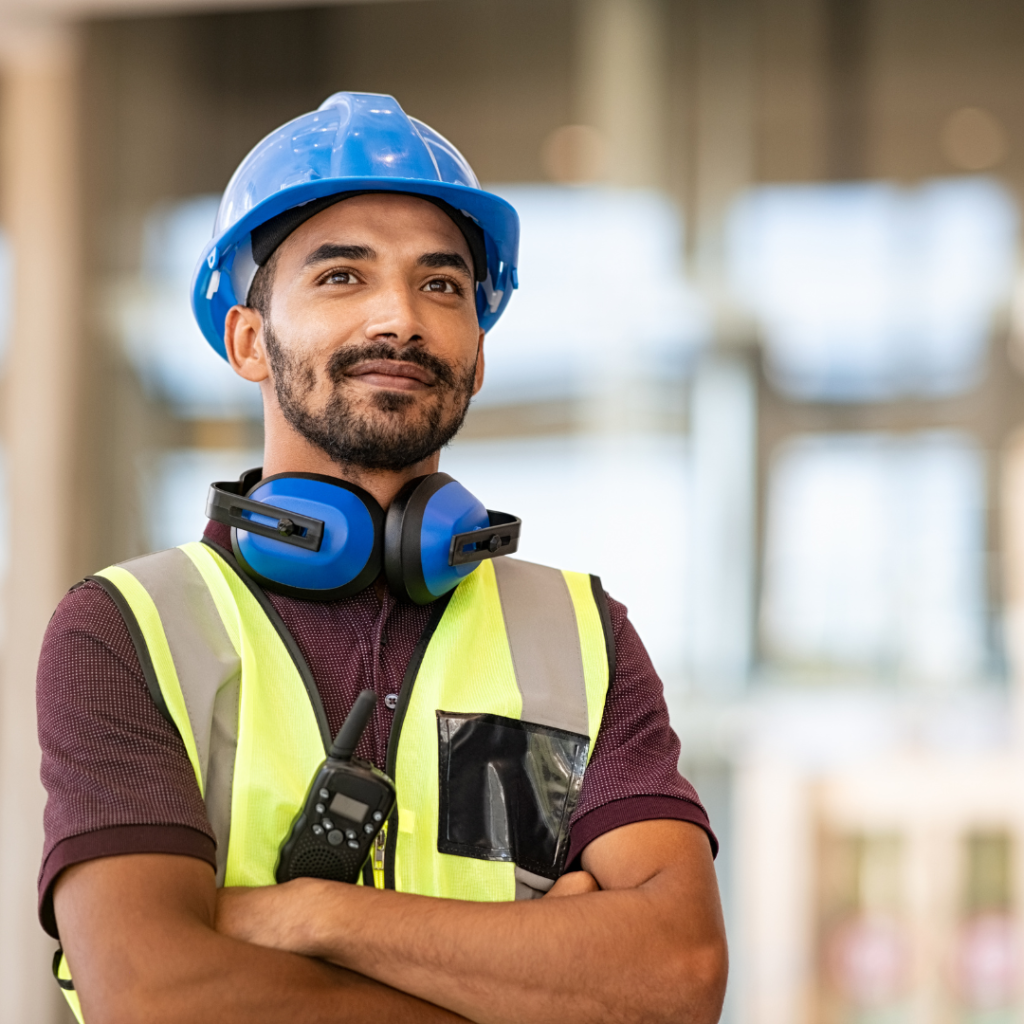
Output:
[117,548,241,885]
[491,557,590,737]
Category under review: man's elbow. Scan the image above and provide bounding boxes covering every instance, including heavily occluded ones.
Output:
[654,937,728,1024]
[687,938,729,1023]
[78,979,182,1024]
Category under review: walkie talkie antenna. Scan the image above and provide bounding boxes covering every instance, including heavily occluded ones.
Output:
[329,689,377,761]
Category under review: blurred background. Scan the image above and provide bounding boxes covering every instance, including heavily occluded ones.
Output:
[1,0,1023,1021]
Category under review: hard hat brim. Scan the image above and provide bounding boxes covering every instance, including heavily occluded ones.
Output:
[192,177,519,360]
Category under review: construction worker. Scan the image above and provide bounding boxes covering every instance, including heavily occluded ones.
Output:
[38,93,727,1023]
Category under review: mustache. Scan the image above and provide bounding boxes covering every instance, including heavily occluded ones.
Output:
[325,342,460,389]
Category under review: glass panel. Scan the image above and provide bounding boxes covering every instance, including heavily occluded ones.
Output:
[761,432,986,682]
[481,185,708,405]
[729,178,1018,401]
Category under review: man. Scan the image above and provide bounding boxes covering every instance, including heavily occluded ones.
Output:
[38,93,727,1023]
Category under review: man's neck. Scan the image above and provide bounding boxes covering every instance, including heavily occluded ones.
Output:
[260,431,441,511]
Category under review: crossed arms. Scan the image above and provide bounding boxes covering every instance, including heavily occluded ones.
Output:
[54,818,727,1024]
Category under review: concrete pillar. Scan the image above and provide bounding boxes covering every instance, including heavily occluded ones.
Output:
[575,0,667,189]
[692,0,756,330]
[0,22,82,1024]
[570,0,671,437]
[688,353,757,692]
[685,0,759,698]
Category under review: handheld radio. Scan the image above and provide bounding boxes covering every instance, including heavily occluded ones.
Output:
[276,690,396,884]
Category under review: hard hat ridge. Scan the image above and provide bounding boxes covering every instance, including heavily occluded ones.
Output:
[191,92,520,360]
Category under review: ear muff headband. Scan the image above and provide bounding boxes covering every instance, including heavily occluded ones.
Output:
[209,472,384,601]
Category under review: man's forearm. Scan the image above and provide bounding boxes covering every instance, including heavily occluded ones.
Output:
[83,924,466,1024]
[295,879,717,1024]
[55,854,469,1024]
[218,822,727,1024]
[82,931,466,1024]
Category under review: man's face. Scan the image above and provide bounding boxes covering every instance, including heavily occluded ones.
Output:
[254,193,485,471]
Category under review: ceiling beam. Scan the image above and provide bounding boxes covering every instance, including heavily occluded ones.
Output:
[0,0,426,26]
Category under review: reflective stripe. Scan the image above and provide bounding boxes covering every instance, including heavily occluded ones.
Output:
[497,561,610,885]
[116,548,242,883]
[492,557,589,736]
[94,563,206,796]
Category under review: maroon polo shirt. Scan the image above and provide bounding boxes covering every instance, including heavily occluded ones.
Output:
[37,521,715,937]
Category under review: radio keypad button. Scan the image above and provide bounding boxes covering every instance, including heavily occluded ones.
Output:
[328,830,343,847]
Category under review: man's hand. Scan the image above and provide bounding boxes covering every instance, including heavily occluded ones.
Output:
[215,820,727,1024]
[216,877,325,955]
[216,870,601,951]
[54,853,470,1024]
[543,870,600,898]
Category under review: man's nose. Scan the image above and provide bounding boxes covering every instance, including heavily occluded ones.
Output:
[363,280,425,345]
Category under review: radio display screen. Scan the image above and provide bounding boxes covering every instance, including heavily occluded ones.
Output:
[329,792,369,823]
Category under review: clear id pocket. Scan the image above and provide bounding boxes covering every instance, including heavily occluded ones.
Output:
[436,711,590,881]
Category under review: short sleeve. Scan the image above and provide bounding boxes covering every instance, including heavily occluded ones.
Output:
[566,594,717,866]
[37,581,216,937]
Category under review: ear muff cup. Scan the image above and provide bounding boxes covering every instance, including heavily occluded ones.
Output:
[232,472,384,601]
[385,473,490,605]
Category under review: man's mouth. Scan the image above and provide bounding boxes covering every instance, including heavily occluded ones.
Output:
[343,359,435,391]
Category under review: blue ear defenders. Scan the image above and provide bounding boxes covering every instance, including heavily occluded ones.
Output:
[206,469,521,604]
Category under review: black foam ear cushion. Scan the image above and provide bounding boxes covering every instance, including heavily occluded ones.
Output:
[384,473,454,604]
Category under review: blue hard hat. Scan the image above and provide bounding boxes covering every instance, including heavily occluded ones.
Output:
[191,92,520,359]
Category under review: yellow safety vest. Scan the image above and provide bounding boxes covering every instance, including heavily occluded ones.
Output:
[55,540,612,1022]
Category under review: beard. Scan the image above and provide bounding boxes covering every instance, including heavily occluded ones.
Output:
[263,321,478,472]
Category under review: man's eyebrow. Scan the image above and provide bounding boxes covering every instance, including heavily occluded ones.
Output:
[418,251,472,276]
[303,243,376,267]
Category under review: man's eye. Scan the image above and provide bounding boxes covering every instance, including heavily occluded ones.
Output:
[425,278,460,294]
[326,270,355,284]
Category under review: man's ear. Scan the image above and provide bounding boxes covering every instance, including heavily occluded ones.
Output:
[223,306,270,383]
[472,329,485,396]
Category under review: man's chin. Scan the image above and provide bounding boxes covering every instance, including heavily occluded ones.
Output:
[367,388,421,414]
[284,380,473,471]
